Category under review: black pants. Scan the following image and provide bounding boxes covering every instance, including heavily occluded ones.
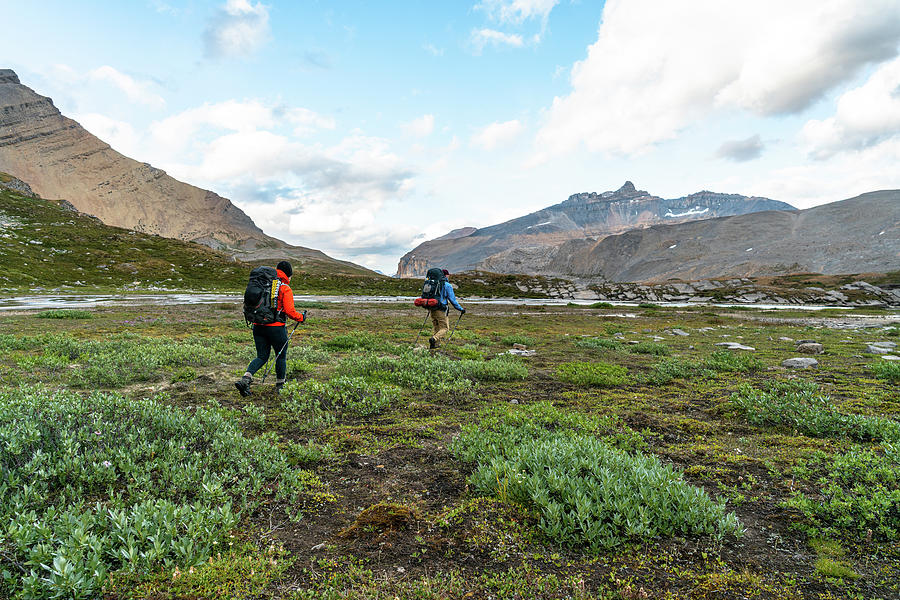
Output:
[246,324,288,381]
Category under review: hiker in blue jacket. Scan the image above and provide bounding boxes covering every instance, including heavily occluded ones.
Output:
[430,269,465,349]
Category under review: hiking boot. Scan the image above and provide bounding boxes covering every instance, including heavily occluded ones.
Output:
[429,337,437,349]
[234,376,252,397]
[275,382,284,394]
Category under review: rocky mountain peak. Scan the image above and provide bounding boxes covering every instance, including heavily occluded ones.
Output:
[564,181,648,205]
[0,69,20,84]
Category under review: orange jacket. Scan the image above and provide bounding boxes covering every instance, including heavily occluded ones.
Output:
[264,269,305,326]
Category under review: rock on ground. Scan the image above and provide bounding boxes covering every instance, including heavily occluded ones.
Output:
[782,357,819,368]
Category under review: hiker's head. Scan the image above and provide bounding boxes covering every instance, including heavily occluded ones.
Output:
[442,269,450,279]
[277,260,293,279]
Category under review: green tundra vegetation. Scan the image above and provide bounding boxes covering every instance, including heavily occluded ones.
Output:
[0,187,563,297]
[0,298,898,599]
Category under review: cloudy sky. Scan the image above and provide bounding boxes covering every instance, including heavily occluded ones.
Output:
[3,0,900,272]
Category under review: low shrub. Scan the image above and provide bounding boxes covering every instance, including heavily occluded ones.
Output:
[647,358,703,385]
[730,381,900,442]
[628,341,670,356]
[35,309,94,319]
[871,361,900,383]
[0,333,233,387]
[0,385,328,599]
[704,350,763,373]
[322,333,396,353]
[281,376,399,426]
[501,334,534,347]
[575,337,621,351]
[454,344,485,360]
[285,440,334,466]
[555,361,629,387]
[784,445,900,540]
[451,406,740,550]
[338,351,527,396]
[170,366,197,383]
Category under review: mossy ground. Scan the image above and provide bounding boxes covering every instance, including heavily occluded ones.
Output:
[1,299,898,599]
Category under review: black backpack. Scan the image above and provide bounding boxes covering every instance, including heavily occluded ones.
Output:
[243,266,282,325]
[414,267,447,310]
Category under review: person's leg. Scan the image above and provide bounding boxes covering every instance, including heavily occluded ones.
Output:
[236,325,272,396]
[271,325,288,389]
[431,309,450,347]
[246,325,272,376]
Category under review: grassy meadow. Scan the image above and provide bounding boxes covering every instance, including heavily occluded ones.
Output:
[0,300,899,599]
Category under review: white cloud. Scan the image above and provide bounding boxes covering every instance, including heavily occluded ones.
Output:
[469,28,524,53]
[423,43,444,57]
[715,134,764,162]
[88,66,166,109]
[536,0,900,158]
[139,100,416,267]
[74,113,142,156]
[402,114,435,137]
[476,0,559,24]
[801,56,900,159]
[203,0,270,59]
[472,119,524,150]
[148,99,333,157]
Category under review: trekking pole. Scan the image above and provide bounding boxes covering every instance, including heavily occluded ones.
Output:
[261,319,302,384]
[412,311,430,347]
[445,311,464,344]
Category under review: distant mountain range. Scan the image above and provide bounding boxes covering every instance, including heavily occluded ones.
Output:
[553,190,899,282]
[0,69,371,276]
[397,181,794,277]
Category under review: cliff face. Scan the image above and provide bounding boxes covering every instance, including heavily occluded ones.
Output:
[396,181,794,277]
[0,69,374,275]
[558,190,900,282]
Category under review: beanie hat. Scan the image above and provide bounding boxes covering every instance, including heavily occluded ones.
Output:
[442,269,450,276]
[276,260,293,277]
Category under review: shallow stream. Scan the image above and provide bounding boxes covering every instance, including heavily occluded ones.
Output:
[0,293,878,312]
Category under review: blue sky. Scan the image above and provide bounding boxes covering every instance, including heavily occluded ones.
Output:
[3,0,900,272]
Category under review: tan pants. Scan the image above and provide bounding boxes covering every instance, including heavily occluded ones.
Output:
[430,308,450,346]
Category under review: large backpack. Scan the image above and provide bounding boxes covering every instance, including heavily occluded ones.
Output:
[243,266,282,325]
[413,267,447,310]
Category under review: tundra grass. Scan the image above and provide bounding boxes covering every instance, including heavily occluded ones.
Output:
[0,301,898,599]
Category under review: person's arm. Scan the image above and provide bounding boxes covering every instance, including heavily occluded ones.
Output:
[445,283,465,312]
[280,285,306,322]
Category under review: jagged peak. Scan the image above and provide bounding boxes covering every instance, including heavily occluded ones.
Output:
[0,69,20,84]
[564,181,648,204]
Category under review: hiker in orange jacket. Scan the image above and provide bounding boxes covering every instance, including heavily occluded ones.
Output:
[235,260,305,396]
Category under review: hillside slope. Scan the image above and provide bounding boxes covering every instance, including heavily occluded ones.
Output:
[0,69,372,276]
[397,181,793,277]
[558,190,900,282]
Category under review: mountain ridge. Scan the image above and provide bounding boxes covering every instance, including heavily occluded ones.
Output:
[557,189,899,282]
[0,69,373,276]
[397,181,794,277]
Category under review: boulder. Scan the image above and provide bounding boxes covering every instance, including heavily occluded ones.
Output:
[715,342,756,351]
[865,344,893,354]
[796,343,824,355]
[507,348,536,356]
[782,357,818,369]
[671,329,690,336]
[882,355,900,361]
[869,341,897,349]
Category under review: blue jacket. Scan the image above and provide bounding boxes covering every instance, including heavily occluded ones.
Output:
[439,280,464,312]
